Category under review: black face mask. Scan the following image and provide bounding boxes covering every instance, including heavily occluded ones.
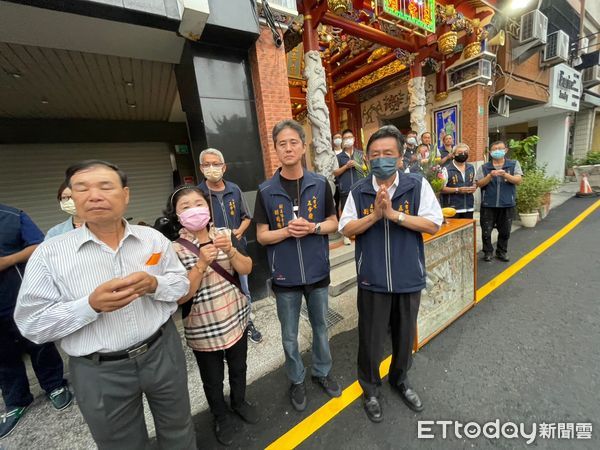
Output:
[454,154,469,163]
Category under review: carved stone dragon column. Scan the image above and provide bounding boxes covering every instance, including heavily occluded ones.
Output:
[408,61,427,138]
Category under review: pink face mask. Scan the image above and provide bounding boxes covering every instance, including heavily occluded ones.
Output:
[178,207,210,231]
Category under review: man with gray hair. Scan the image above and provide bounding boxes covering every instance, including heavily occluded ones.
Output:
[197,148,262,343]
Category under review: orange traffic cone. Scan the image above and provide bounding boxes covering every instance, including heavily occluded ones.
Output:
[576,173,595,197]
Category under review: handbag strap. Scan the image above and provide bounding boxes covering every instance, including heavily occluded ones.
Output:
[176,238,242,291]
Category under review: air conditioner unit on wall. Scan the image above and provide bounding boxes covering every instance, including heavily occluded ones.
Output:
[519,10,548,45]
[543,31,569,66]
[579,37,589,55]
[582,65,600,87]
[447,59,493,90]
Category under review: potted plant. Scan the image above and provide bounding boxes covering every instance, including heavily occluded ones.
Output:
[573,151,600,188]
[516,169,546,227]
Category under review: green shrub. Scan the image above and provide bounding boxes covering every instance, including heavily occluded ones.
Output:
[516,168,560,214]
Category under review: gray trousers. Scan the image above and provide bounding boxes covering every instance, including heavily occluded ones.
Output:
[69,319,196,450]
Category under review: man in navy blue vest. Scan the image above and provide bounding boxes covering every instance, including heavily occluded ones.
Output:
[197,148,262,344]
[476,141,523,262]
[440,143,477,218]
[255,119,341,412]
[339,125,442,423]
[332,128,367,244]
[1,204,72,438]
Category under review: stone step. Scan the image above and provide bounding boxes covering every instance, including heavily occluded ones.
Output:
[329,259,357,297]
[329,241,356,269]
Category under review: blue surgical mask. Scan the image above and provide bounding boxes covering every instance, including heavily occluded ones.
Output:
[490,149,506,159]
[370,157,398,179]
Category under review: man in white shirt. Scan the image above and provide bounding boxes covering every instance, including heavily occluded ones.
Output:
[15,160,196,449]
[339,125,442,423]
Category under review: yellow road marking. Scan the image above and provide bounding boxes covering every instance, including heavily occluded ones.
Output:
[266,199,600,450]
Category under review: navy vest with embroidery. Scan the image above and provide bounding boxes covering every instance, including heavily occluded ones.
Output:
[258,170,330,286]
[199,180,247,246]
[336,150,366,195]
[351,172,425,293]
[480,159,518,208]
[441,163,476,211]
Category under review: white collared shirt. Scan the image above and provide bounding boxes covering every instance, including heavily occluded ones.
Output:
[15,221,189,356]
[338,173,443,231]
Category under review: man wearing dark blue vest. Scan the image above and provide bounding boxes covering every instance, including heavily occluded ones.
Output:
[255,119,341,412]
[476,140,523,262]
[332,128,367,244]
[339,125,442,423]
[440,143,477,218]
[197,148,262,343]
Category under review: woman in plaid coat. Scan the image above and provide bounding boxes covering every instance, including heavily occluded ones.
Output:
[166,186,259,447]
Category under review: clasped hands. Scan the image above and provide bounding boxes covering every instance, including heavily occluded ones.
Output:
[286,217,316,239]
[89,272,158,313]
[374,186,400,222]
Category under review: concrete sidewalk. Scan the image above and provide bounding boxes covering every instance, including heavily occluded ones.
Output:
[0,182,581,449]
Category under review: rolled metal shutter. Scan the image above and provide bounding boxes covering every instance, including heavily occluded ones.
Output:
[0,142,173,232]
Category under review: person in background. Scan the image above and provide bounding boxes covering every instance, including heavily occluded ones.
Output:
[332,132,343,217]
[0,204,72,439]
[419,132,438,160]
[333,128,367,245]
[197,148,262,344]
[440,143,477,219]
[46,181,84,240]
[476,141,523,262]
[14,160,196,449]
[332,132,343,155]
[339,125,442,423]
[439,134,455,165]
[402,131,420,173]
[417,144,431,167]
[255,119,342,412]
[169,186,258,447]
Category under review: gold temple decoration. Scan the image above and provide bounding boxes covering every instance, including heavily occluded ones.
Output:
[367,47,392,64]
[328,0,349,15]
[462,41,482,59]
[334,60,406,100]
[438,31,458,55]
[435,91,449,101]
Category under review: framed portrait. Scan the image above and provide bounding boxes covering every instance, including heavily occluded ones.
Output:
[433,104,460,152]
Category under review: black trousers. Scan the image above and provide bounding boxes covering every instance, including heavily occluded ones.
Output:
[480,206,514,256]
[0,316,65,408]
[194,332,248,418]
[357,288,421,398]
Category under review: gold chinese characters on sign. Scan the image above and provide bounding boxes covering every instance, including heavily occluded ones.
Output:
[335,60,407,100]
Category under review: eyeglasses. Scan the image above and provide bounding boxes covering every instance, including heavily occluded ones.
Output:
[200,163,224,169]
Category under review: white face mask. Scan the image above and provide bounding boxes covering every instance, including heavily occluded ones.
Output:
[333,137,342,147]
[202,166,223,183]
[343,137,355,148]
[60,198,77,216]
[406,137,417,146]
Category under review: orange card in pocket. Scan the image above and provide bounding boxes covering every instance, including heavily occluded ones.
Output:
[146,252,162,266]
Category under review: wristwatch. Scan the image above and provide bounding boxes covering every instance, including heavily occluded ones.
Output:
[397,212,406,225]
[455,187,459,194]
[314,222,322,235]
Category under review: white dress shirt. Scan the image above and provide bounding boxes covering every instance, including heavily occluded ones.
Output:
[15,222,189,356]
[339,173,443,231]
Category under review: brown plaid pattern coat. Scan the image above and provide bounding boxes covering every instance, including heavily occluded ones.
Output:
[173,229,250,351]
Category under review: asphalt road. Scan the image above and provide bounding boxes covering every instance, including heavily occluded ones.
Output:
[189,196,600,449]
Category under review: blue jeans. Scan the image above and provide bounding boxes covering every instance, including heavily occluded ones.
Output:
[0,316,66,408]
[275,287,332,384]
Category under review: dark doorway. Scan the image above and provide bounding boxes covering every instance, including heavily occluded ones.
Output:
[381,114,411,134]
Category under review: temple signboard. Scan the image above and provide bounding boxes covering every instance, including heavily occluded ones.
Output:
[380,0,436,33]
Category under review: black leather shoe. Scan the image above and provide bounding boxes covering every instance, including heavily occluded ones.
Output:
[483,253,493,262]
[392,383,424,412]
[214,414,235,446]
[495,253,510,262]
[232,400,260,424]
[363,396,383,423]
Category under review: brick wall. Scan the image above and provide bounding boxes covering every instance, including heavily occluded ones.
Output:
[461,84,489,161]
[249,26,292,178]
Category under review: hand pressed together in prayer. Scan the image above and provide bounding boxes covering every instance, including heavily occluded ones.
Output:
[213,233,232,253]
[287,217,314,238]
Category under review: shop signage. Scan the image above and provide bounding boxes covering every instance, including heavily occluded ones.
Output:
[547,64,582,112]
[381,0,436,33]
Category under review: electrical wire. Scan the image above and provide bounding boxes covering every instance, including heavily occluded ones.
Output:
[261,0,284,47]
